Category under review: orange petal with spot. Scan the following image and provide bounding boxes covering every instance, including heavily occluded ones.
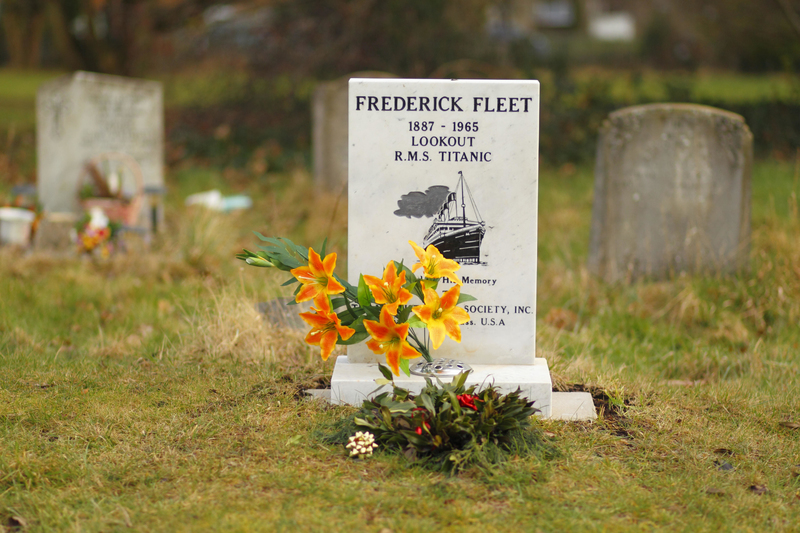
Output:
[318,329,339,360]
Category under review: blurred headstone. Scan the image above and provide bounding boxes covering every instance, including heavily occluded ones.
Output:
[256,298,312,331]
[37,71,164,230]
[33,212,79,252]
[588,104,752,283]
[312,71,396,192]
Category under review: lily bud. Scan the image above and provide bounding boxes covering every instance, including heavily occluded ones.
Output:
[245,256,274,268]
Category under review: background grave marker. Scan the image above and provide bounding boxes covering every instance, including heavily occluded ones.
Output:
[588,103,752,283]
[312,71,396,192]
[37,71,164,231]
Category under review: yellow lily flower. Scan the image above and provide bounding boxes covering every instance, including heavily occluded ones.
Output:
[363,307,420,375]
[412,285,470,350]
[299,298,355,361]
[408,241,461,285]
[291,248,346,308]
[363,261,413,316]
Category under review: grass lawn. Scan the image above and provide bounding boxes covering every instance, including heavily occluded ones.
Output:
[1,155,798,531]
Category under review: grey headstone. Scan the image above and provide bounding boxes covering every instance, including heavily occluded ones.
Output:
[588,103,752,283]
[312,72,396,192]
[36,71,164,230]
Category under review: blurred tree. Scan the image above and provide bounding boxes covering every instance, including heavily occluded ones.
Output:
[639,0,800,71]
[1,0,47,68]
[1,0,217,73]
[257,0,493,78]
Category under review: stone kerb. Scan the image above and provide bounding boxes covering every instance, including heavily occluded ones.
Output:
[312,71,396,192]
[588,103,752,283]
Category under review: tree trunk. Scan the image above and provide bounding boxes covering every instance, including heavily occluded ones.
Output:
[44,0,87,70]
[1,0,47,67]
[1,11,27,67]
[25,9,47,68]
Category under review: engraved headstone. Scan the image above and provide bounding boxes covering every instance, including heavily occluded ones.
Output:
[312,72,396,192]
[36,71,164,229]
[332,78,551,412]
[588,104,752,283]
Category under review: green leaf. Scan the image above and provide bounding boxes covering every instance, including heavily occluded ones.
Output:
[336,330,369,346]
[374,378,392,386]
[457,293,478,304]
[377,363,394,382]
[399,357,411,377]
[423,278,439,291]
[329,297,348,310]
[406,315,426,329]
[357,275,372,308]
[396,305,412,323]
[453,370,470,390]
[394,261,418,286]
[419,392,436,414]
[320,237,328,258]
[337,308,366,325]
[281,277,298,287]
[447,390,463,416]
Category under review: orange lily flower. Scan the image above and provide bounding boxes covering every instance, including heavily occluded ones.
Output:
[299,299,355,361]
[412,285,470,350]
[290,248,346,308]
[362,261,413,315]
[409,241,461,285]
[364,307,420,375]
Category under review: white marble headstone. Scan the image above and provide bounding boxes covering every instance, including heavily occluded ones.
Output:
[348,78,540,366]
[36,71,163,224]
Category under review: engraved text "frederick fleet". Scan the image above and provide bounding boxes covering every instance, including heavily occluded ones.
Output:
[354,96,534,113]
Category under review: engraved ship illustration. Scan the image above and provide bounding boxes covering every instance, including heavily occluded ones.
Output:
[422,171,485,265]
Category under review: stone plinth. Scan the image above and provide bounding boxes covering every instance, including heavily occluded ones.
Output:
[331,356,552,417]
[588,104,752,282]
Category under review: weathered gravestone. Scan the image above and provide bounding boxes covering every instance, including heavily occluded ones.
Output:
[37,71,164,230]
[312,72,396,192]
[589,104,752,283]
[331,78,551,414]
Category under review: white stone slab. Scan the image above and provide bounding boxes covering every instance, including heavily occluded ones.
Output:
[347,78,540,366]
[550,392,597,421]
[37,71,163,227]
[330,356,552,417]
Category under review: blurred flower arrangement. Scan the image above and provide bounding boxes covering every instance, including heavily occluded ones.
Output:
[75,207,120,257]
[238,235,476,376]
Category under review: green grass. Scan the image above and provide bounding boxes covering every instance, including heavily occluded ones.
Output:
[1,157,799,531]
[0,69,64,129]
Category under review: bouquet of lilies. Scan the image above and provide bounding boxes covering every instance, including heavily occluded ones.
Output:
[237,235,475,375]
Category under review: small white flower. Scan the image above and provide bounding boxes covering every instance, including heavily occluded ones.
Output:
[346,431,378,458]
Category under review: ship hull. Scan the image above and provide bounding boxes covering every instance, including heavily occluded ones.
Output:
[424,224,485,265]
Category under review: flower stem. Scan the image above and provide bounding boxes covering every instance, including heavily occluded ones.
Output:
[408,329,433,362]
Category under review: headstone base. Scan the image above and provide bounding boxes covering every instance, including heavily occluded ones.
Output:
[331,356,552,418]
